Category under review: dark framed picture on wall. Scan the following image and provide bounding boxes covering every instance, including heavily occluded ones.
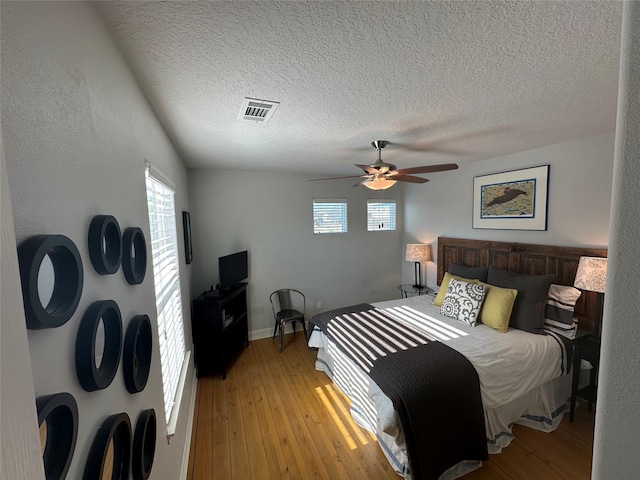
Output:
[182,211,193,264]
[473,165,549,230]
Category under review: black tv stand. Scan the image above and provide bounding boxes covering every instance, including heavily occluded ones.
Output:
[192,282,249,379]
[203,289,221,299]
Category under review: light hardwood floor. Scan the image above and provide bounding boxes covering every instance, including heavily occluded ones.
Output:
[187,333,594,480]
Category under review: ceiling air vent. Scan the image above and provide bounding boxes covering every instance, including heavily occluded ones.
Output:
[238,97,280,123]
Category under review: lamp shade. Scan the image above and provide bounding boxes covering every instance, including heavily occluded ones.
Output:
[573,256,607,293]
[362,178,397,190]
[405,244,432,262]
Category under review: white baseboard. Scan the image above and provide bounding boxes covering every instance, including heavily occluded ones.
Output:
[180,369,198,480]
[249,327,274,340]
[249,321,307,341]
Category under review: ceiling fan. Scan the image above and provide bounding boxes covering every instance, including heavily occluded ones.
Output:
[310,140,458,190]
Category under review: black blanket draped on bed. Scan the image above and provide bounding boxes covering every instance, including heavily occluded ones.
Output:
[310,303,488,480]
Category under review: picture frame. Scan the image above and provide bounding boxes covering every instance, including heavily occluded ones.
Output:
[182,211,193,264]
[473,165,549,230]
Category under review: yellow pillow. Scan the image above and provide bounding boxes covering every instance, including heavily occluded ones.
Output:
[477,281,518,333]
[433,273,479,306]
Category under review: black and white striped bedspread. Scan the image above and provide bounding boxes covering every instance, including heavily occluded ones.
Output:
[309,303,488,480]
[322,305,434,372]
[543,329,573,375]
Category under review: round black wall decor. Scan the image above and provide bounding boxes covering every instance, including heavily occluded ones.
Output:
[122,227,147,285]
[83,412,132,480]
[123,315,152,394]
[18,234,83,329]
[75,300,122,392]
[132,409,156,480]
[88,215,122,275]
[36,392,79,480]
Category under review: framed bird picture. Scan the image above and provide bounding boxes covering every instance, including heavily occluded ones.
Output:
[473,165,549,230]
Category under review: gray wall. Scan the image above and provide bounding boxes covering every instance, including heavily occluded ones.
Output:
[187,169,403,337]
[1,3,195,479]
[594,1,640,477]
[402,133,614,288]
[1,144,45,479]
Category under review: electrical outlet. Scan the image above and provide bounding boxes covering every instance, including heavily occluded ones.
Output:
[316,301,322,310]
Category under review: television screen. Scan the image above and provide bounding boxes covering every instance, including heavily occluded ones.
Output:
[218,250,248,289]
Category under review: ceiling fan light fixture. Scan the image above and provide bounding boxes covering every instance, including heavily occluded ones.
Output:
[363,178,397,190]
[310,139,457,186]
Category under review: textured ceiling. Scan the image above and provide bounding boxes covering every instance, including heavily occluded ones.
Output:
[97,1,623,176]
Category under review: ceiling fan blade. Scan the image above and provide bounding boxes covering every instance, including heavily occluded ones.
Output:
[393,163,459,175]
[354,164,379,174]
[309,174,366,181]
[352,178,370,187]
[393,175,430,184]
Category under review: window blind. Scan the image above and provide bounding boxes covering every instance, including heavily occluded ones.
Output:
[313,198,348,234]
[367,199,397,231]
[145,170,187,431]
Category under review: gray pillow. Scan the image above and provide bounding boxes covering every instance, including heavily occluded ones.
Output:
[486,266,554,333]
[448,263,489,282]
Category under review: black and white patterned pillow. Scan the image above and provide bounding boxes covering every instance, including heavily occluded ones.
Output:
[440,278,487,326]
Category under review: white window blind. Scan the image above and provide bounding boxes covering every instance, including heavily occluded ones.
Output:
[367,199,397,231]
[145,168,188,433]
[313,198,347,234]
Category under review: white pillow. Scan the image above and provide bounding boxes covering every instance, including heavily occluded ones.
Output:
[544,317,579,339]
[544,284,582,339]
[440,278,487,327]
[545,284,581,324]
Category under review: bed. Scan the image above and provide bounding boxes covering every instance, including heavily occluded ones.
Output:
[308,237,606,480]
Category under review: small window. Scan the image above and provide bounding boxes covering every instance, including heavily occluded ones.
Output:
[367,199,396,231]
[313,198,347,234]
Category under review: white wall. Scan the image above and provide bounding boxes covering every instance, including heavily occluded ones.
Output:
[402,133,614,288]
[1,3,194,479]
[593,1,640,477]
[187,169,403,337]
[1,140,45,480]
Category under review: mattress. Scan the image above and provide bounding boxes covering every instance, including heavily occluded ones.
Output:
[308,295,571,479]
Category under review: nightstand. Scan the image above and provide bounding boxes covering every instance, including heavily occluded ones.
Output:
[569,333,601,421]
[397,284,431,298]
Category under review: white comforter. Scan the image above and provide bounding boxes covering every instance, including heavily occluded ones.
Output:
[374,296,564,409]
[309,294,569,479]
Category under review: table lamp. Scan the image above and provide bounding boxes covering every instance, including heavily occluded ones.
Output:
[573,256,607,337]
[405,244,431,289]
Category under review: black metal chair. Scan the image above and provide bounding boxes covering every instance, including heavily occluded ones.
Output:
[269,289,307,352]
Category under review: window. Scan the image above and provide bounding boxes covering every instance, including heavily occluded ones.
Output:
[313,198,347,234]
[145,164,189,437]
[367,199,396,231]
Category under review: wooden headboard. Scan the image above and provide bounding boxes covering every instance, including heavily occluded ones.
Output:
[437,237,607,334]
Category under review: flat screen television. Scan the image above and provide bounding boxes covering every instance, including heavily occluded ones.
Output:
[218,250,248,290]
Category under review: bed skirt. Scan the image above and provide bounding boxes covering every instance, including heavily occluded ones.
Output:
[310,330,571,480]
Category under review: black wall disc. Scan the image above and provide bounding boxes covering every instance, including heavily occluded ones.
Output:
[75,300,123,392]
[88,215,122,275]
[122,227,147,285]
[18,234,83,329]
[83,412,132,480]
[132,409,156,480]
[123,315,152,394]
[36,392,79,480]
